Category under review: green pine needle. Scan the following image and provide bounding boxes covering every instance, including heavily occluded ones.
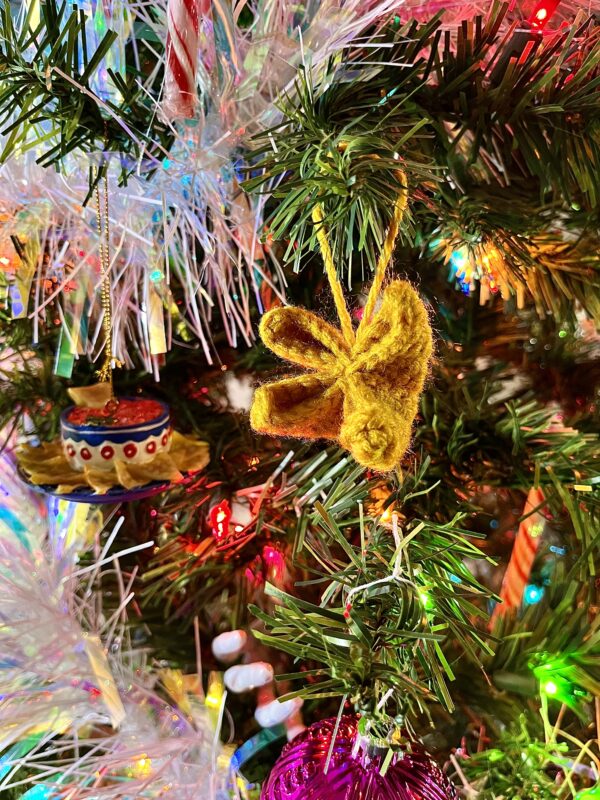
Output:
[251,503,496,728]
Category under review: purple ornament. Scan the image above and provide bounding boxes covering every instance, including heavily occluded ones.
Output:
[261,716,458,800]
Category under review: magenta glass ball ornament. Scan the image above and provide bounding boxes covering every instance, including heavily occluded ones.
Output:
[260,715,458,800]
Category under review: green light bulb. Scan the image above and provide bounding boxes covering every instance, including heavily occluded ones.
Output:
[575,785,600,799]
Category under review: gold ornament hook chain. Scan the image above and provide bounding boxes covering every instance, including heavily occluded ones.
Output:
[93,165,121,393]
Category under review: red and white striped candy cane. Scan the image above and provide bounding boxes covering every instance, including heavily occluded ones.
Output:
[161,0,202,120]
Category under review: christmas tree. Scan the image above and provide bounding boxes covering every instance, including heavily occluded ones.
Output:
[0,0,598,798]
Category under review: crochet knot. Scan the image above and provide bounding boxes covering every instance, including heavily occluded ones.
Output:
[329,355,353,382]
[340,408,408,473]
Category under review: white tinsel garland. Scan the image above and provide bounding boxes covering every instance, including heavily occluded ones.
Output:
[0,463,230,799]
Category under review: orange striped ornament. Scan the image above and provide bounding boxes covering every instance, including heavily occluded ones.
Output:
[492,487,546,620]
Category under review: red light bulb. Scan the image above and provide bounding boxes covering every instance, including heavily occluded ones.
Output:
[210,500,231,541]
[262,545,285,582]
[528,0,561,29]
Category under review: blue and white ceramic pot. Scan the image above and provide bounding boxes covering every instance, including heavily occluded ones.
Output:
[60,398,171,472]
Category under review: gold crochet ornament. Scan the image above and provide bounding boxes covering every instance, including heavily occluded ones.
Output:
[251,174,433,472]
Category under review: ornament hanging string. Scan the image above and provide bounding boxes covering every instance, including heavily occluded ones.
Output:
[93,166,120,391]
[310,169,409,344]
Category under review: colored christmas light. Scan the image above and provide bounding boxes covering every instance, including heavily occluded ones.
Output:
[531,655,581,705]
[128,755,153,778]
[419,590,434,610]
[576,786,600,799]
[528,0,561,29]
[432,237,525,305]
[205,672,225,710]
[210,500,232,541]
[262,545,285,582]
[524,584,545,604]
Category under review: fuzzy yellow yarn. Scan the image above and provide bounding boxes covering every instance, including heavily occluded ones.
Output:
[251,175,433,472]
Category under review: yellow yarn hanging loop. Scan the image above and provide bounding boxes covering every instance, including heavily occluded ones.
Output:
[311,203,355,347]
[251,169,433,473]
[311,168,409,339]
[360,171,409,329]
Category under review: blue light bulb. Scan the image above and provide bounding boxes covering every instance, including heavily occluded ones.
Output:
[524,584,544,604]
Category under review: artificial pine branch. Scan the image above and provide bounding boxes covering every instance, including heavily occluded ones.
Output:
[452,716,570,799]
[0,0,172,178]
[487,556,600,713]
[140,445,373,626]
[427,198,600,320]
[412,359,600,512]
[245,5,600,314]
[251,503,495,733]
